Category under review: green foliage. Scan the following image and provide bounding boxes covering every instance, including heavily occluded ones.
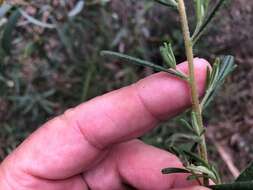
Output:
[164,145,221,184]
[162,167,190,174]
[2,1,193,160]
[8,90,56,116]
[101,50,188,80]
[101,0,236,187]
[160,42,177,69]
[192,0,228,44]
[179,119,197,135]
[201,56,237,109]
[2,9,21,54]
[194,0,209,25]
[0,2,247,190]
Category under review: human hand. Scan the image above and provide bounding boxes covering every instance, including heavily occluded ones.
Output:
[0,59,210,190]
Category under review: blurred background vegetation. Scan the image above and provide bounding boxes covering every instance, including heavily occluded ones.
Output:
[0,0,253,183]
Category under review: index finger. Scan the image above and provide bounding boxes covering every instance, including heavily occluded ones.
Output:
[1,58,209,180]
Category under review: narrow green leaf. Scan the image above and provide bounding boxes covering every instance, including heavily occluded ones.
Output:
[211,165,222,184]
[101,50,188,80]
[183,150,209,168]
[195,0,210,22]
[2,9,21,55]
[210,181,253,190]
[201,55,236,109]
[168,133,201,147]
[190,142,199,152]
[192,0,227,44]
[217,56,237,83]
[191,111,201,135]
[236,162,253,182]
[160,42,177,69]
[187,165,217,181]
[179,119,195,133]
[167,146,184,158]
[56,23,76,61]
[194,0,206,24]
[162,167,190,174]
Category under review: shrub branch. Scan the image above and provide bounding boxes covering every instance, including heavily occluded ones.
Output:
[177,0,209,186]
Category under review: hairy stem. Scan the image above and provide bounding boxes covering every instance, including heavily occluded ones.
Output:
[177,0,209,186]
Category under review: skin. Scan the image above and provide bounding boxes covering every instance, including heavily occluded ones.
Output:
[0,58,211,190]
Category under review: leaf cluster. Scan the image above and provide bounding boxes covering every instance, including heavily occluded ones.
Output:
[201,56,237,110]
[192,0,228,44]
[100,0,241,188]
[162,111,222,184]
[163,145,221,184]
[101,0,236,186]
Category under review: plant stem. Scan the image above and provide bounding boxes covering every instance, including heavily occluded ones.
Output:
[177,0,209,186]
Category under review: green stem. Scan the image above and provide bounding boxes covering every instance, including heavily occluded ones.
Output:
[177,0,209,186]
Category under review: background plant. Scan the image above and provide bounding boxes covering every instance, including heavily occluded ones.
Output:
[0,0,253,187]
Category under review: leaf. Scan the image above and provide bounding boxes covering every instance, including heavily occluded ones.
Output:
[2,9,21,55]
[167,146,184,158]
[56,23,77,61]
[191,111,201,135]
[19,9,56,29]
[201,55,236,109]
[211,165,221,184]
[179,119,195,134]
[190,142,198,152]
[101,50,188,80]
[210,181,253,190]
[161,167,190,174]
[218,56,237,83]
[187,165,217,181]
[68,0,85,18]
[192,0,227,44]
[153,0,178,8]
[160,42,177,69]
[183,150,209,168]
[195,0,203,23]
[205,67,212,91]
[167,133,201,147]
[194,0,209,25]
[236,162,253,182]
